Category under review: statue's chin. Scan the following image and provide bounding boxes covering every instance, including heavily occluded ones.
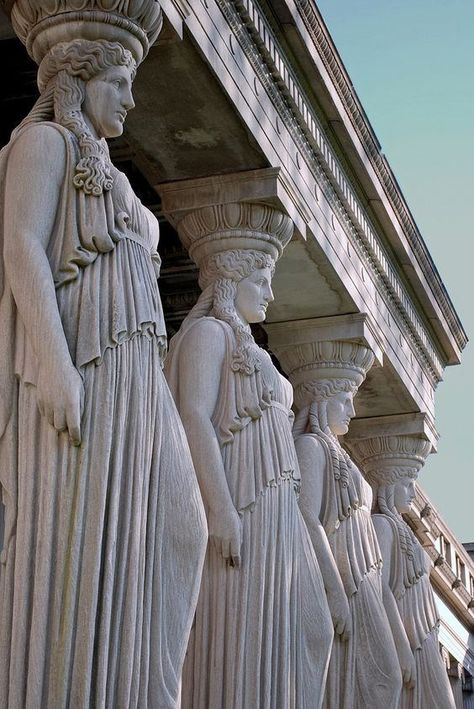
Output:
[100,121,125,140]
[107,126,125,139]
[330,424,349,437]
[246,311,266,325]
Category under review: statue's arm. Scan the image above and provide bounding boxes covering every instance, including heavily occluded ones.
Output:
[176,320,241,566]
[296,434,351,640]
[3,125,84,444]
[373,515,415,688]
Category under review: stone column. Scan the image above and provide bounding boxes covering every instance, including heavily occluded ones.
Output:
[266,316,409,707]
[160,169,341,708]
[344,418,457,709]
[0,3,209,708]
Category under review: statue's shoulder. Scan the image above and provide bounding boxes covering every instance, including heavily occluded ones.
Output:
[173,316,229,359]
[372,513,398,542]
[7,121,73,173]
[12,121,71,147]
[295,432,329,468]
[184,316,230,343]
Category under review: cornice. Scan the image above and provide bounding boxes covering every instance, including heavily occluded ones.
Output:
[404,485,474,630]
[218,0,445,386]
[290,0,467,354]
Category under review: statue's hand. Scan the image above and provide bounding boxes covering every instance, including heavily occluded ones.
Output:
[208,505,242,568]
[157,335,167,368]
[36,361,84,446]
[327,586,351,642]
[399,643,416,689]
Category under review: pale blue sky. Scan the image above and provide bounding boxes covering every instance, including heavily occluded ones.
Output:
[315,0,473,541]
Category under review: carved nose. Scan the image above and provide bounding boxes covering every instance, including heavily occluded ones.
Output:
[124,89,135,111]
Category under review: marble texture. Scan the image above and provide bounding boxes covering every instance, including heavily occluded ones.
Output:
[0,3,207,707]
[351,435,457,709]
[272,332,405,709]
[164,199,334,708]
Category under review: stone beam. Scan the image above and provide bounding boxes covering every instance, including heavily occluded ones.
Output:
[266,313,383,369]
[158,166,309,241]
[343,412,438,453]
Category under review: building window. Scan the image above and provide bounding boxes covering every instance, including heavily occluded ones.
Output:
[456,557,466,586]
[441,536,452,567]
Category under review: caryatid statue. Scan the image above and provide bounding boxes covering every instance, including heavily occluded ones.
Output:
[277,339,408,708]
[351,435,456,709]
[0,2,207,706]
[164,198,334,708]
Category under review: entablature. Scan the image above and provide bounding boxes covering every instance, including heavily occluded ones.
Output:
[152,0,466,381]
[407,485,474,631]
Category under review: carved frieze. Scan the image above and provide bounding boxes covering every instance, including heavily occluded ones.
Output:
[217,0,453,385]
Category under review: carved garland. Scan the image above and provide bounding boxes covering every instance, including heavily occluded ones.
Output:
[216,0,446,384]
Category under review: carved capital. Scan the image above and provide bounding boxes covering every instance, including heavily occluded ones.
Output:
[348,434,432,486]
[286,339,375,407]
[266,314,380,409]
[158,168,300,267]
[177,202,293,267]
[9,0,163,65]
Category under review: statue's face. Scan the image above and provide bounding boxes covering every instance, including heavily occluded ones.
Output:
[393,479,416,514]
[326,390,355,436]
[82,64,135,139]
[234,266,274,325]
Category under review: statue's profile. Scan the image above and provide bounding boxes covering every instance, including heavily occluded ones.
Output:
[165,205,334,708]
[290,342,407,708]
[361,437,457,709]
[0,3,207,706]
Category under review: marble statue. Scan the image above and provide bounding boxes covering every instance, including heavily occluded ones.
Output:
[164,204,334,708]
[0,2,207,707]
[287,341,408,709]
[355,436,456,709]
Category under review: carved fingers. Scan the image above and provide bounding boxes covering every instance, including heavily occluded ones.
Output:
[401,653,416,689]
[335,614,351,643]
[229,532,241,569]
[66,377,84,446]
[396,638,416,689]
[36,362,84,446]
[208,506,242,568]
[327,588,351,642]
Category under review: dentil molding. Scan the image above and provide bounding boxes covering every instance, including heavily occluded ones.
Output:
[215,0,456,386]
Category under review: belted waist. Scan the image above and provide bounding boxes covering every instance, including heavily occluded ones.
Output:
[121,230,151,252]
[268,400,292,416]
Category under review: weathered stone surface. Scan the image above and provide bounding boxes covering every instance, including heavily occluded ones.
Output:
[349,431,456,709]
[163,183,334,708]
[0,2,207,706]
[273,324,404,708]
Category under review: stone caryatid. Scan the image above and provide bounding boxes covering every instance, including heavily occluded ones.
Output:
[162,186,334,709]
[0,2,207,707]
[271,331,406,709]
[350,434,456,709]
